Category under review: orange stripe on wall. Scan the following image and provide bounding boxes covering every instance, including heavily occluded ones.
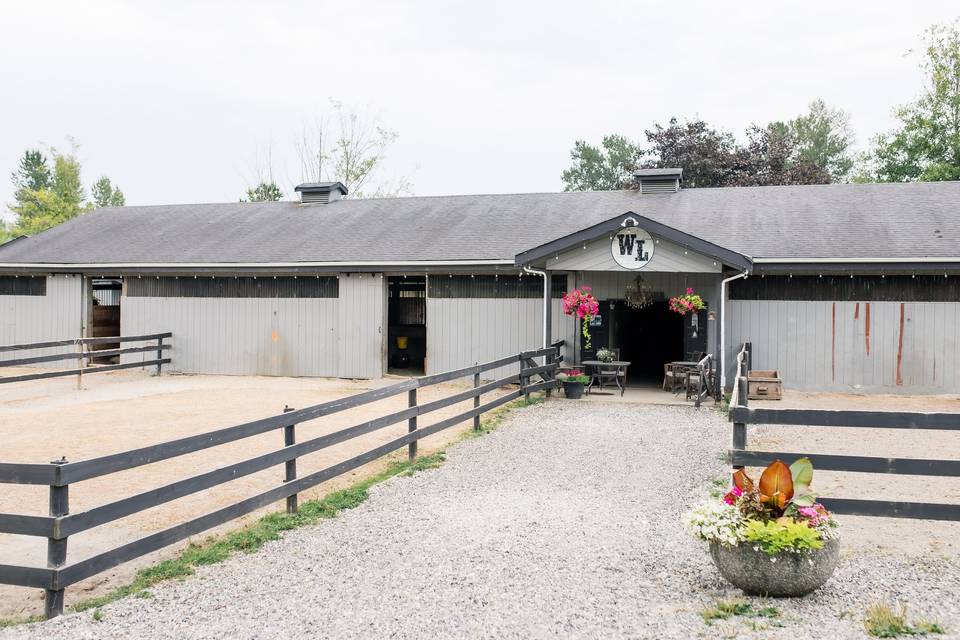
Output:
[865,303,871,356]
[896,303,905,386]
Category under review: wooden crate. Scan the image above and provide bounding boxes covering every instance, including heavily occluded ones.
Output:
[747,370,783,400]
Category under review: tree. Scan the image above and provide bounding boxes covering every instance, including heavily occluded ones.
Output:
[561,134,643,191]
[864,21,960,182]
[245,181,283,202]
[7,142,128,235]
[9,147,89,236]
[11,149,51,193]
[640,119,740,188]
[563,115,835,191]
[91,176,126,208]
[295,99,412,198]
[727,123,831,187]
[788,100,855,181]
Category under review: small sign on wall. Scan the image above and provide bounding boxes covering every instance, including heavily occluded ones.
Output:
[611,226,655,270]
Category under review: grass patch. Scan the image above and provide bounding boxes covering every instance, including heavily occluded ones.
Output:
[700,599,780,626]
[865,603,946,638]
[0,616,44,629]
[63,391,546,617]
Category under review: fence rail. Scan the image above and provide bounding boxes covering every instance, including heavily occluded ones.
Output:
[729,342,960,523]
[0,333,172,384]
[0,341,563,618]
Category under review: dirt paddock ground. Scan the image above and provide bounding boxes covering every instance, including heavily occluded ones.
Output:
[749,390,960,559]
[0,369,511,618]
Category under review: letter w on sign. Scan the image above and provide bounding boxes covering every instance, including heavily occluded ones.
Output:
[617,234,636,256]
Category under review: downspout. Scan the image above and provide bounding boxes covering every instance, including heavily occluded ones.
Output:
[719,270,749,391]
[522,265,548,348]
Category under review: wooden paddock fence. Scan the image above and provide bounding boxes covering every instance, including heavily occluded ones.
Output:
[0,342,562,618]
[730,342,960,522]
[0,333,172,384]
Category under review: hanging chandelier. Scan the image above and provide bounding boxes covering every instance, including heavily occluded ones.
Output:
[624,275,656,309]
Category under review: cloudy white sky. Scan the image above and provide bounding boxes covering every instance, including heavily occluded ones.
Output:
[1,0,957,212]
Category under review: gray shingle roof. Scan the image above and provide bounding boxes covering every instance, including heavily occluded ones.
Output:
[1,181,959,265]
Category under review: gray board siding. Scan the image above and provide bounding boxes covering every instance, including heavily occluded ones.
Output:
[0,275,85,368]
[726,300,960,393]
[121,273,384,379]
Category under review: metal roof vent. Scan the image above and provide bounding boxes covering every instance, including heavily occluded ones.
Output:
[295,182,348,204]
[633,168,682,194]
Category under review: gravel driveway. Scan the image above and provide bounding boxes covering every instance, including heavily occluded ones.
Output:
[4,401,959,639]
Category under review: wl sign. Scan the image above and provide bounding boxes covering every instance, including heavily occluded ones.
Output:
[611,226,655,270]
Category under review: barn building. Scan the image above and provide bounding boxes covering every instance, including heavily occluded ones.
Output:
[2,170,959,393]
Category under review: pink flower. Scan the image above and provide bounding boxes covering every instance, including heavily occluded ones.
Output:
[686,287,694,294]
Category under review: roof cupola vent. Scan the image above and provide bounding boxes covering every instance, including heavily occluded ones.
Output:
[633,168,682,194]
[295,182,348,204]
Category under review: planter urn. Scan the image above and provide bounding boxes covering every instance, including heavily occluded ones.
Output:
[708,538,840,597]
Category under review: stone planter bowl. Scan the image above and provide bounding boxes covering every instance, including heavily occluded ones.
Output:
[709,538,840,597]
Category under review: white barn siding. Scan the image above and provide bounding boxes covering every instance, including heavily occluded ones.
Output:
[0,274,85,366]
[726,300,960,392]
[552,235,721,273]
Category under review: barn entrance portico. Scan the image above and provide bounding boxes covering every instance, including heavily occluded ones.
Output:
[515,213,753,393]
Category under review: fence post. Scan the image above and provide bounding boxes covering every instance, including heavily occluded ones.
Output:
[521,356,530,403]
[473,365,481,431]
[156,336,164,376]
[544,350,554,399]
[75,339,84,391]
[281,406,298,514]
[45,458,69,619]
[744,341,752,372]
[732,370,748,473]
[408,387,418,462]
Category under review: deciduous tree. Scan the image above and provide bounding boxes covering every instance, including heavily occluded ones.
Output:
[296,100,412,198]
[245,181,283,202]
[561,134,643,191]
[91,176,126,208]
[788,100,855,181]
[862,21,960,182]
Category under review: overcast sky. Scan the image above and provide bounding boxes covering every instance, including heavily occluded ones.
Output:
[1,0,957,213]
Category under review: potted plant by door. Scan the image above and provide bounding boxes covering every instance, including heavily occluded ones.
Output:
[685,458,840,597]
[556,369,590,399]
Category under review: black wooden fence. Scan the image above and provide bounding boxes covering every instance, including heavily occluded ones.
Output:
[0,342,562,618]
[729,342,960,522]
[0,333,172,384]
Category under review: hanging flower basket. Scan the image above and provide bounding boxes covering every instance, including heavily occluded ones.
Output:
[668,288,706,315]
[561,286,600,350]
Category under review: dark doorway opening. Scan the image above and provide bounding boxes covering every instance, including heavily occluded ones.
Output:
[612,301,684,384]
[90,278,122,364]
[387,276,426,376]
[581,299,708,386]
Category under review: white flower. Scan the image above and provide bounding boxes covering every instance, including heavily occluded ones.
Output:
[685,501,746,546]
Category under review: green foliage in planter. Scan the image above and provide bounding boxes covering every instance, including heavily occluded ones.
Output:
[595,348,616,363]
[742,519,824,555]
